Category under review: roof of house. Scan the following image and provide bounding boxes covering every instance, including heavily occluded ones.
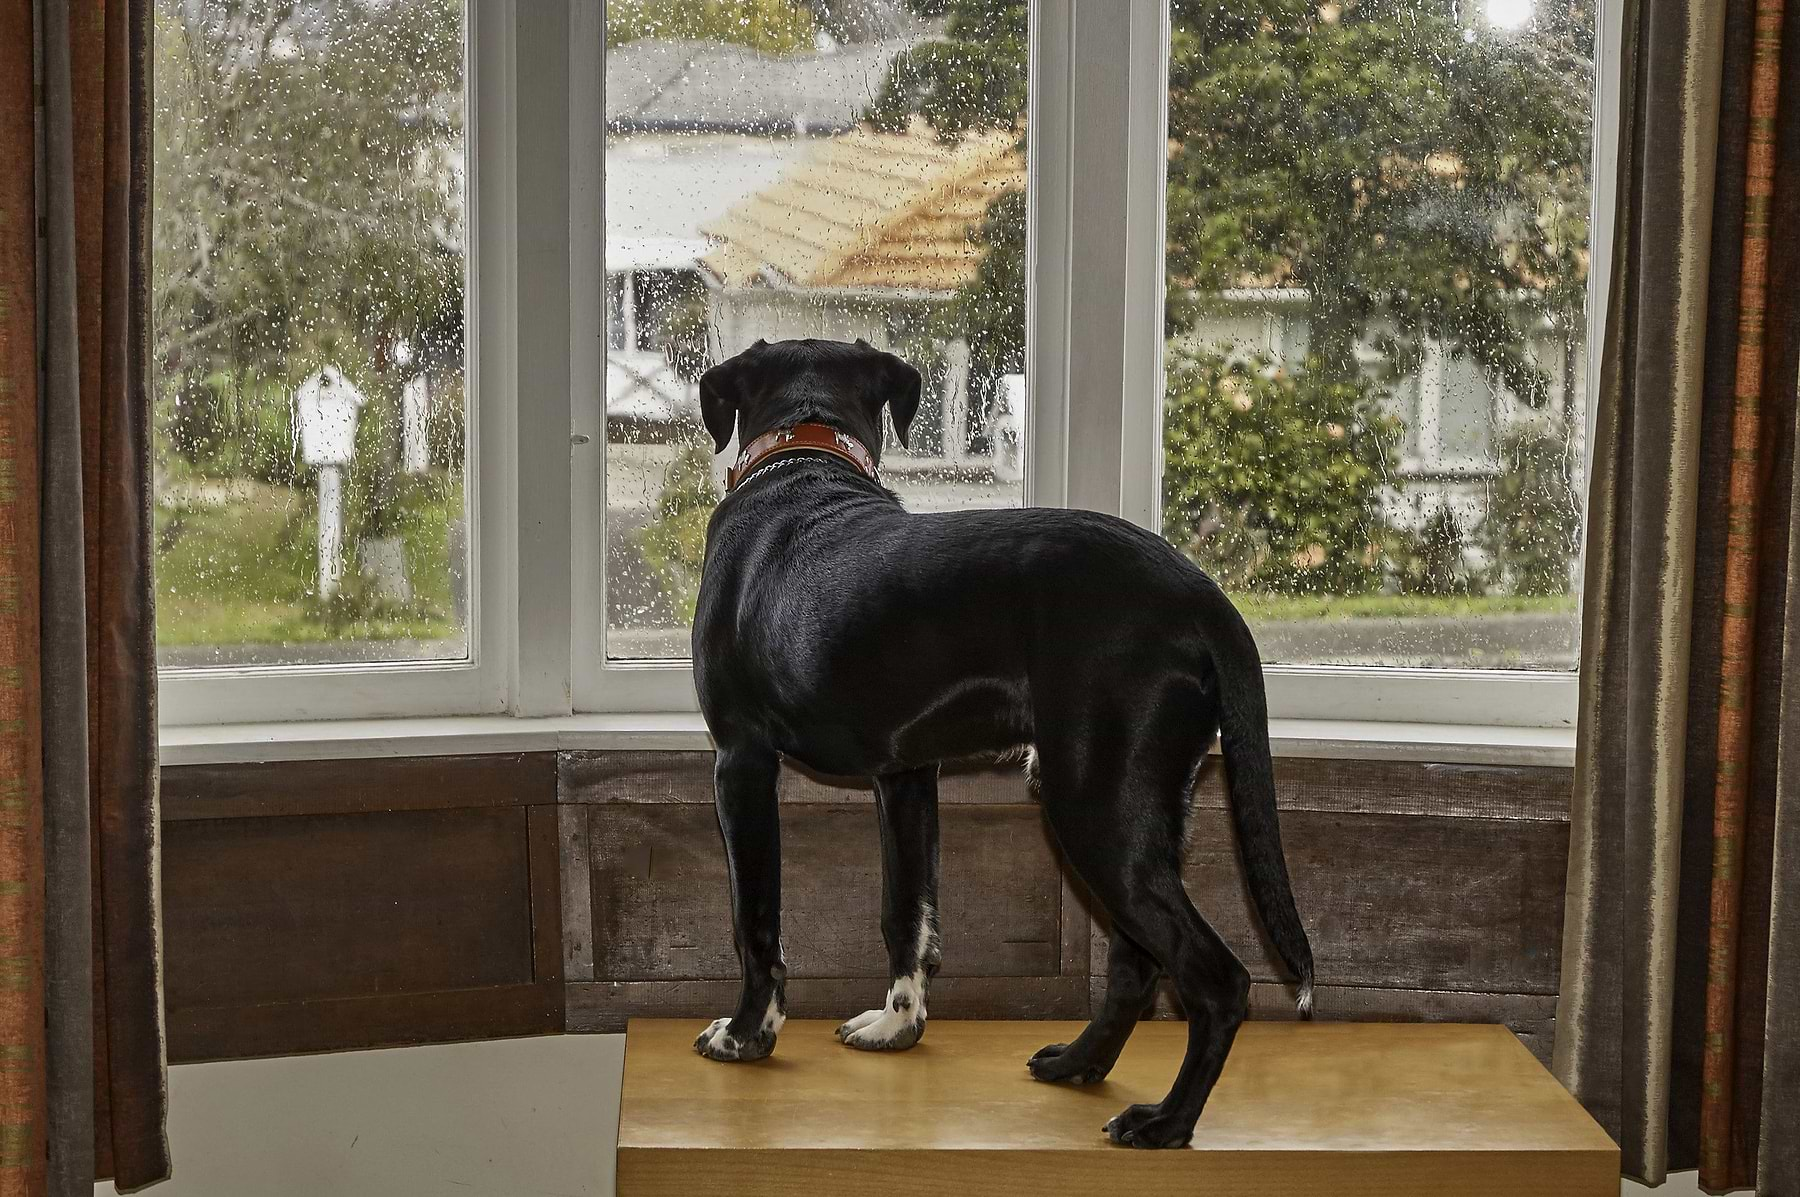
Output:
[699,119,1025,293]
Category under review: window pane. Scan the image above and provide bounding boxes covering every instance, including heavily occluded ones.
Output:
[1159,0,1592,670]
[604,2,1029,660]
[152,0,470,668]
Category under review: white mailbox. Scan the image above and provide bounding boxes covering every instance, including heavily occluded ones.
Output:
[295,366,367,467]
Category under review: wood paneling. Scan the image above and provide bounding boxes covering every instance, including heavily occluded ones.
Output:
[163,752,555,820]
[557,804,597,982]
[569,751,1080,1030]
[164,806,536,1009]
[1140,806,1569,993]
[168,983,561,1062]
[156,748,1574,1061]
[589,803,1062,981]
[160,755,562,1062]
[1243,984,1560,1066]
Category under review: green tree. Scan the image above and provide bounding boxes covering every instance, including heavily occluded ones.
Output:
[870,0,1590,396]
[870,0,1590,594]
[638,442,722,623]
[607,0,819,52]
[154,0,465,391]
[154,0,467,584]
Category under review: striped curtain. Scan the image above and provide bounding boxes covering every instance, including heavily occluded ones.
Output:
[1557,0,1800,1192]
[0,0,169,1193]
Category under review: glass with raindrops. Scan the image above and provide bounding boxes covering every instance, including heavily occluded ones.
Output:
[602,1,1030,659]
[152,0,470,668]
[1156,0,1594,670]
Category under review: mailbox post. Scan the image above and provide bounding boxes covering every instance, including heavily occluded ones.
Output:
[295,367,366,600]
[402,374,430,474]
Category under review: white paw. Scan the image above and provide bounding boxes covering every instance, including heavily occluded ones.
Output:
[694,1011,777,1062]
[835,974,926,1051]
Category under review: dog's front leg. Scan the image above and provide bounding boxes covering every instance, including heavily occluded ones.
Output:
[838,765,940,1051]
[695,748,785,1063]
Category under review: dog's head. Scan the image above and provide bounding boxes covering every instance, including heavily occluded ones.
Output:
[696,338,924,463]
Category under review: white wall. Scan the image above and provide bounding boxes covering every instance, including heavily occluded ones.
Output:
[96,1036,623,1197]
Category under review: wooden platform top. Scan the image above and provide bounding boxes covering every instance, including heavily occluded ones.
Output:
[618,1019,1618,1195]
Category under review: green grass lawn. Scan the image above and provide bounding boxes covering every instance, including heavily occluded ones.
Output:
[154,479,1574,650]
[1231,591,1577,623]
[155,474,464,648]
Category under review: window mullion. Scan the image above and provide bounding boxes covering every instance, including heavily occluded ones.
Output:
[569,0,606,711]
[510,0,576,717]
[1025,0,1073,510]
[1119,0,1171,531]
[1058,1,1136,518]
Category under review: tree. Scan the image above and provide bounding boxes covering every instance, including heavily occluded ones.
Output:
[154,0,466,570]
[1480,424,1580,594]
[154,0,465,392]
[869,0,1591,593]
[607,0,819,52]
[871,0,1590,395]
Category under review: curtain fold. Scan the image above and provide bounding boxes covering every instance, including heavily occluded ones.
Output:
[0,0,169,1193]
[1558,0,1800,1191]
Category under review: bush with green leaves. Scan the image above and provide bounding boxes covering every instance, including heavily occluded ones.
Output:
[638,443,721,623]
[1161,350,1399,595]
[1388,504,1478,597]
[1481,425,1580,595]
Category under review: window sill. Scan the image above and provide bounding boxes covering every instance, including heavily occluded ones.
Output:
[159,713,1575,769]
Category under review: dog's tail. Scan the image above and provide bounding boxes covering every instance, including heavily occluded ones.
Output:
[1196,581,1316,1019]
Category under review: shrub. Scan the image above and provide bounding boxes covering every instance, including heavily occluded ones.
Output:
[1481,425,1580,596]
[1161,350,1400,595]
[1389,505,1479,597]
[638,442,720,623]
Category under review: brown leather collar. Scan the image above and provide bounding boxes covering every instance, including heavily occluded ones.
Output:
[727,423,879,491]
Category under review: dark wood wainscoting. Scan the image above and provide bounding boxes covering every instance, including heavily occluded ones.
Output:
[558,752,1091,1032]
[1114,758,1570,1064]
[160,754,563,1061]
[159,748,1570,1064]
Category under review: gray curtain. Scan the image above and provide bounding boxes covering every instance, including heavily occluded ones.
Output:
[1556,0,1800,1191]
[1,0,169,1192]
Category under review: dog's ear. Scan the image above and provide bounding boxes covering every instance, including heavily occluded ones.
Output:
[855,339,924,448]
[698,341,765,453]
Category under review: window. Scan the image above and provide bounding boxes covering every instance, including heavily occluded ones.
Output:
[157,0,1608,737]
[601,3,1029,660]
[1152,0,1591,673]
[152,0,471,670]
[1155,0,1591,675]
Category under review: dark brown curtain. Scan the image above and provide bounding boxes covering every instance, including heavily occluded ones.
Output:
[0,0,169,1193]
[1557,0,1800,1192]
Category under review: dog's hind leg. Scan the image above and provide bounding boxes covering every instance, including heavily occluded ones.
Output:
[695,747,787,1063]
[838,764,940,1051]
[1034,739,1249,1147]
[1091,874,1248,1148]
[1027,926,1159,1084]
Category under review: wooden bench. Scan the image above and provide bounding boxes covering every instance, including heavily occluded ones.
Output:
[617,1019,1618,1195]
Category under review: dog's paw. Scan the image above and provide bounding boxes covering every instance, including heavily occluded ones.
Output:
[835,1004,925,1051]
[1026,1042,1110,1086]
[693,1016,776,1063]
[1103,1103,1194,1149]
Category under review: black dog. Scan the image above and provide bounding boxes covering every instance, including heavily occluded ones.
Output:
[689,338,1313,1149]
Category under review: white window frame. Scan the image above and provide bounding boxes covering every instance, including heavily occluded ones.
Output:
[162,0,1618,743]
[159,0,519,725]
